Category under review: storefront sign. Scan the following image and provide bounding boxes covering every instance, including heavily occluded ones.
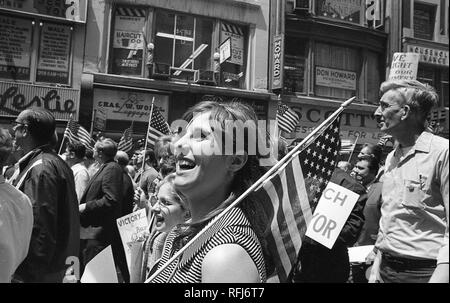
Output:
[0,81,78,119]
[271,35,283,90]
[93,88,169,122]
[221,22,244,66]
[406,45,449,67]
[388,52,419,81]
[0,15,33,80]
[0,0,88,23]
[316,67,357,90]
[37,22,72,84]
[112,14,145,76]
[285,102,383,145]
[93,109,106,131]
[317,0,361,24]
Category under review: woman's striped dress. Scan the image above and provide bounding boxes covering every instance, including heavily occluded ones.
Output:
[150,207,266,283]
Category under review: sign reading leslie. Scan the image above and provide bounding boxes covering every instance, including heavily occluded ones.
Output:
[305,182,360,249]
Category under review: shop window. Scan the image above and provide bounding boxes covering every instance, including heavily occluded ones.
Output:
[110,6,147,77]
[218,22,247,89]
[154,11,214,82]
[284,36,308,94]
[314,42,359,99]
[366,51,381,105]
[417,67,449,108]
[0,14,73,85]
[414,2,436,40]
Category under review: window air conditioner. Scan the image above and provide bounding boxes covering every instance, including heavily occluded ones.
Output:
[151,62,171,80]
[194,70,217,86]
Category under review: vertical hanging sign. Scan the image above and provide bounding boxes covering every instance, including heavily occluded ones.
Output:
[271,34,283,90]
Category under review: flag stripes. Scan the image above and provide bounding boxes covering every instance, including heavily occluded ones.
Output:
[277,103,300,134]
[146,108,171,150]
[63,118,94,150]
[118,126,133,153]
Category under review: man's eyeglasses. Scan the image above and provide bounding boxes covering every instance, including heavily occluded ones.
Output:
[11,121,28,130]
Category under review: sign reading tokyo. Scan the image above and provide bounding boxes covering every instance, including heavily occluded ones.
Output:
[0,0,88,23]
[305,182,360,249]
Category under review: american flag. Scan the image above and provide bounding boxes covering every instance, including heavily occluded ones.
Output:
[259,115,341,282]
[277,103,300,134]
[118,125,133,153]
[146,108,171,150]
[63,117,94,150]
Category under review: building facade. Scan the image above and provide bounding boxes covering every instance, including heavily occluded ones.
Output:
[278,0,388,157]
[80,0,276,140]
[387,0,449,138]
[0,0,88,134]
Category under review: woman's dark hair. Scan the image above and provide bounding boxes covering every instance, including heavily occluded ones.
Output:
[359,143,383,163]
[175,100,274,275]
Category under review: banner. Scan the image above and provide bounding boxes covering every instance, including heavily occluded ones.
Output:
[305,182,360,249]
[116,209,149,271]
[388,52,419,81]
[316,66,357,90]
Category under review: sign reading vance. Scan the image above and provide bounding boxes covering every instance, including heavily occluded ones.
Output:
[0,82,78,120]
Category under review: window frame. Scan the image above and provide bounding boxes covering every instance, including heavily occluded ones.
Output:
[0,12,74,87]
[413,2,437,40]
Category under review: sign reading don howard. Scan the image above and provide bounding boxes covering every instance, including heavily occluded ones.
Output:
[388,52,419,81]
[305,182,360,249]
[116,209,149,271]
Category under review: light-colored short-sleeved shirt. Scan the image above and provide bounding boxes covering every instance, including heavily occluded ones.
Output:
[375,132,449,265]
[0,175,33,282]
[71,162,90,203]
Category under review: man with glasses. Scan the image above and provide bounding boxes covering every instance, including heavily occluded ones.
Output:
[369,80,449,283]
[10,108,79,283]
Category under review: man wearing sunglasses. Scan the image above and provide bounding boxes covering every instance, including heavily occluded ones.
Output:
[11,108,79,283]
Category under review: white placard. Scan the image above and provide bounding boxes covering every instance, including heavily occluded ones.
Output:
[388,52,419,81]
[348,245,374,263]
[80,245,118,283]
[305,182,360,249]
[219,38,231,64]
[315,67,357,90]
[116,209,149,271]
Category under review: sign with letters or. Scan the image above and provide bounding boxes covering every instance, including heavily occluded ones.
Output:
[388,52,419,81]
[316,66,357,91]
[37,22,72,84]
[0,15,33,80]
[271,35,283,90]
[305,182,360,249]
[219,38,231,64]
[0,81,78,120]
[0,0,88,23]
[93,88,169,123]
[116,209,149,271]
[406,45,449,67]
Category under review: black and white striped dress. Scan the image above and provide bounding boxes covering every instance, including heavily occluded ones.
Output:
[150,207,266,283]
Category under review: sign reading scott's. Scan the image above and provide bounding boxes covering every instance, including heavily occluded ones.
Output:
[0,82,78,120]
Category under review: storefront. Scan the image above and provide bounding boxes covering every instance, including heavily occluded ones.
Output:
[0,0,88,135]
[282,0,387,154]
[81,0,275,142]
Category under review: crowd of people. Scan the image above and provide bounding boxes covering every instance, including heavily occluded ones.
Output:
[0,79,448,283]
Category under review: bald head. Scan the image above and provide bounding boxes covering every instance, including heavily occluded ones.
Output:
[115,150,130,167]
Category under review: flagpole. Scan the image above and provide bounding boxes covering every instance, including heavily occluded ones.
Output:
[140,97,155,189]
[58,114,72,155]
[144,96,356,283]
[347,132,360,162]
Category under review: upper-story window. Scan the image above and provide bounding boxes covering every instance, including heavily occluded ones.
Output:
[109,7,248,89]
[414,2,436,40]
[0,13,73,85]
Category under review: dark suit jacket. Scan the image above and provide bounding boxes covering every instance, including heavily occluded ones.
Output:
[79,159,124,245]
[122,171,134,216]
[13,145,79,282]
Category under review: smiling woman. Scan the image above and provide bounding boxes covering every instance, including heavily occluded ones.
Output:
[150,100,274,283]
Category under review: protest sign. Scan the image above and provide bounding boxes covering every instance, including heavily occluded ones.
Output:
[116,209,149,271]
[80,245,118,283]
[388,52,419,81]
[305,182,360,249]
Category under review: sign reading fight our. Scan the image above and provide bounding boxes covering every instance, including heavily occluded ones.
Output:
[305,182,360,249]
[388,52,419,81]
